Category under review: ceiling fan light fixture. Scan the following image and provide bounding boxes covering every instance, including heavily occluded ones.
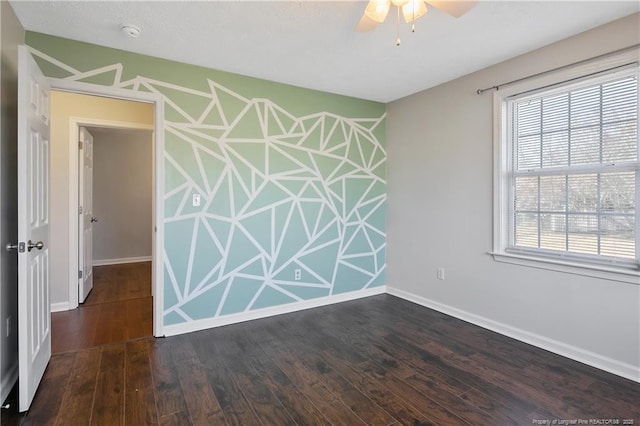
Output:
[356,0,476,40]
[402,0,428,23]
[365,0,391,23]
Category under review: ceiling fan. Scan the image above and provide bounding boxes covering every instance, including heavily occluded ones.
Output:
[356,0,477,45]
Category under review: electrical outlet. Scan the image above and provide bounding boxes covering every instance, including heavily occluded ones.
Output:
[192,194,201,207]
[437,267,445,280]
[6,316,11,337]
[294,269,301,281]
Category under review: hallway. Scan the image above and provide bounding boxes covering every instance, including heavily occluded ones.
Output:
[51,262,152,354]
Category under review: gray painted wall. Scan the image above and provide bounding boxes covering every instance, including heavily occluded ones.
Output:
[386,13,640,378]
[90,128,153,264]
[0,0,24,402]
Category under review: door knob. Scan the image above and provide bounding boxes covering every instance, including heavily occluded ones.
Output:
[91,217,98,223]
[27,240,44,252]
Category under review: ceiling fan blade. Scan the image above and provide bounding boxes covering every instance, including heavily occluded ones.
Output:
[364,0,391,23]
[355,14,379,32]
[402,0,428,23]
[426,0,477,17]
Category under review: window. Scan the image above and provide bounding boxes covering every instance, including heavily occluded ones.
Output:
[493,52,639,282]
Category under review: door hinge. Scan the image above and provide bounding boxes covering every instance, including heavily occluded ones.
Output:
[78,270,83,279]
[79,140,83,150]
[79,206,83,215]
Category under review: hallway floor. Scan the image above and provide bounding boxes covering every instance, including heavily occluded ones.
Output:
[51,261,152,354]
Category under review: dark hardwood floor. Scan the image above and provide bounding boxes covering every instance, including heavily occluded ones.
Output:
[51,262,153,354]
[85,262,152,306]
[3,293,639,425]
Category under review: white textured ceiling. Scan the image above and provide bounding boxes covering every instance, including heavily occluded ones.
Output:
[8,0,640,103]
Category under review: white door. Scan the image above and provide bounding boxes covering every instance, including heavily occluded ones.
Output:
[78,127,94,303]
[17,46,51,412]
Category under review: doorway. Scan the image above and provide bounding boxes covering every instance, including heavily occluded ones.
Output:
[52,124,155,353]
[47,85,164,349]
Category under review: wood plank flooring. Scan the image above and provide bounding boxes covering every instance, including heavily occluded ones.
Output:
[3,294,639,425]
[85,262,152,306]
[51,262,152,354]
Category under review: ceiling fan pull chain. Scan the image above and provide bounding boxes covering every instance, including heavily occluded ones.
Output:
[396,6,401,46]
[412,0,416,33]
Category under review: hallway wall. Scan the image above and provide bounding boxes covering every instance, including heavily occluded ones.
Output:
[91,128,153,264]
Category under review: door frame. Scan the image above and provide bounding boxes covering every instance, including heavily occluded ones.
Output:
[50,78,165,337]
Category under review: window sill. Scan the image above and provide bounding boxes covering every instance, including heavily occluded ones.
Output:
[490,251,640,285]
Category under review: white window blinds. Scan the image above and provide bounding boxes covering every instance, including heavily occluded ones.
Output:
[509,70,639,266]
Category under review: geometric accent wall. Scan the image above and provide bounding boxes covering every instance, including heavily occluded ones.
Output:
[159,91,386,324]
[27,34,385,326]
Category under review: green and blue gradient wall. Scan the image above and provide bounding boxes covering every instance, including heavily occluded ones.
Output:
[27,33,386,329]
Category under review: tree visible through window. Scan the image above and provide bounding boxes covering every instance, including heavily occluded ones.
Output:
[508,70,638,267]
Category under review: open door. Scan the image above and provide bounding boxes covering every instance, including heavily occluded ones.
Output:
[16,46,51,412]
[78,127,94,303]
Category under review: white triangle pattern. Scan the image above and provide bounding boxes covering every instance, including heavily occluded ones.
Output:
[30,47,386,324]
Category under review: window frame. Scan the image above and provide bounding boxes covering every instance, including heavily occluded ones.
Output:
[492,49,640,284]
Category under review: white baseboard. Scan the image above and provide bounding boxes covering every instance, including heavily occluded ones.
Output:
[93,256,152,267]
[51,301,70,313]
[386,286,640,384]
[163,286,386,337]
[0,361,18,404]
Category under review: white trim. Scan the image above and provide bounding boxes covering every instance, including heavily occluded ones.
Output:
[73,118,153,131]
[0,361,18,404]
[50,302,70,313]
[491,251,639,284]
[51,78,161,104]
[93,256,152,267]
[386,286,640,384]
[153,100,165,337]
[49,77,165,337]
[163,286,386,337]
